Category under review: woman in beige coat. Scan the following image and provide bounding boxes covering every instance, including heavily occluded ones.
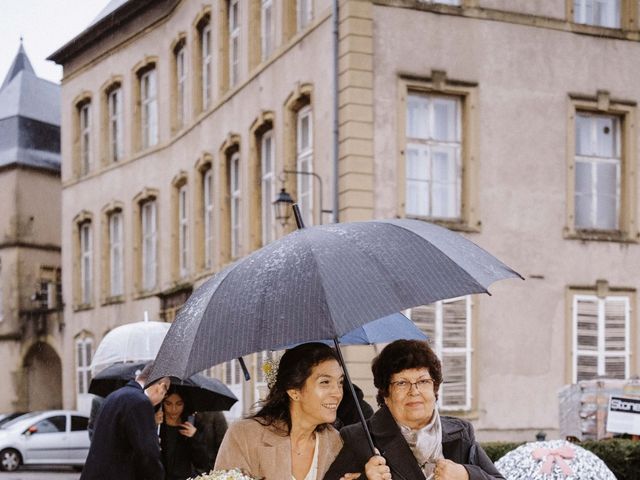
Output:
[215,343,345,480]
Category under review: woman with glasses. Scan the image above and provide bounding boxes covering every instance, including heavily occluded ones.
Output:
[324,340,504,480]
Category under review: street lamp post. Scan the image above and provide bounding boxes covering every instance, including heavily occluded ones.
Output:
[272,170,333,227]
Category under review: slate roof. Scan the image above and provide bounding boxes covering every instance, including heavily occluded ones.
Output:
[0,42,60,172]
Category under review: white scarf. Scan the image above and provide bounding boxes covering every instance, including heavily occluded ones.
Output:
[398,408,443,479]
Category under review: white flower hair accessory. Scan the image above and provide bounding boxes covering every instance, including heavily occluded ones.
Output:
[261,356,280,389]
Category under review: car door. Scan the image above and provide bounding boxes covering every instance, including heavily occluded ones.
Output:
[22,414,68,464]
[67,415,90,464]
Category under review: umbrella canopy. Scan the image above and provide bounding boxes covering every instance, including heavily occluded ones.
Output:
[285,312,428,348]
[90,320,171,375]
[495,440,616,479]
[150,218,520,382]
[89,362,237,412]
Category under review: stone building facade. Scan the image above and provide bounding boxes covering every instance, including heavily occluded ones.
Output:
[51,0,638,439]
[0,43,63,412]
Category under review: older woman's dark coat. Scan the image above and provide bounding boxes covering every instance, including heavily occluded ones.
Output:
[323,406,505,480]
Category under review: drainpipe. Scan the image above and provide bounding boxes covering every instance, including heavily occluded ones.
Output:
[332,0,340,223]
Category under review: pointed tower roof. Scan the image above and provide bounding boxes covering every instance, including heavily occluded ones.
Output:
[0,40,60,172]
[1,39,36,90]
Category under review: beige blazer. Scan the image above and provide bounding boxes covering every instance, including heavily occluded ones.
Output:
[214,418,343,479]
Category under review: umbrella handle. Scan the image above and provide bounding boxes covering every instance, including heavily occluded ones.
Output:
[332,338,410,480]
[292,204,305,229]
[332,338,376,454]
[237,357,251,381]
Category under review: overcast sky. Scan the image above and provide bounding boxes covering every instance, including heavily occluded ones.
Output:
[1,0,111,84]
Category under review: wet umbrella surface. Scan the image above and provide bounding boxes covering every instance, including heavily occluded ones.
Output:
[150,218,520,382]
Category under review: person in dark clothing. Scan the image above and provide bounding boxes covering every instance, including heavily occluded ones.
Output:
[194,410,228,471]
[80,362,170,480]
[334,383,374,430]
[159,388,209,480]
[323,340,504,480]
[87,395,104,441]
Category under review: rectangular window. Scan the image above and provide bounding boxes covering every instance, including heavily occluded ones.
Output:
[141,201,157,291]
[75,338,93,395]
[80,103,91,175]
[109,212,124,297]
[176,47,187,129]
[297,106,314,225]
[574,0,620,28]
[204,169,214,269]
[261,131,275,245]
[573,294,630,382]
[229,0,240,87]
[261,0,274,61]
[201,25,212,110]
[406,93,461,220]
[179,185,189,277]
[230,152,241,259]
[80,223,92,305]
[141,69,158,148]
[297,0,313,31]
[574,112,621,231]
[408,296,472,410]
[108,88,123,162]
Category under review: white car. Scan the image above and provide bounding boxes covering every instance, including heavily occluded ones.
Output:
[0,410,90,472]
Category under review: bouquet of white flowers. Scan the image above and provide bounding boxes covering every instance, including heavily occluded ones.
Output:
[188,468,260,480]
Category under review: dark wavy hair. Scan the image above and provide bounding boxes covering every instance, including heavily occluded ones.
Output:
[372,339,442,407]
[252,343,339,435]
[163,386,194,419]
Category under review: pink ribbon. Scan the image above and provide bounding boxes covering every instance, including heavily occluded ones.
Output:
[532,445,575,476]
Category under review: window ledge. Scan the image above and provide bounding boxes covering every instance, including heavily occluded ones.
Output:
[564,228,639,244]
[133,289,160,300]
[405,215,481,233]
[440,409,479,420]
[73,303,93,312]
[102,295,125,306]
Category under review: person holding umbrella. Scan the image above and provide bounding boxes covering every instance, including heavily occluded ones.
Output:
[324,340,504,480]
[216,343,375,480]
[159,387,209,480]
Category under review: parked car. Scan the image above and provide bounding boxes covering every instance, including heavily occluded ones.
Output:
[0,410,90,472]
[0,413,28,428]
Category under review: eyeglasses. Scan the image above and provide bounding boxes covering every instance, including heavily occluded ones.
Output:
[389,378,434,393]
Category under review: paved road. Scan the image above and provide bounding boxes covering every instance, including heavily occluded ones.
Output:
[0,467,80,479]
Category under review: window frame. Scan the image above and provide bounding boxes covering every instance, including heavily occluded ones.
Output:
[230,152,241,259]
[203,168,215,269]
[201,23,212,110]
[141,200,158,292]
[566,94,637,242]
[261,0,275,61]
[140,68,158,149]
[571,293,632,382]
[107,87,123,163]
[175,45,187,130]
[261,130,276,245]
[573,0,621,28]
[109,211,124,298]
[296,106,314,226]
[178,184,189,278]
[79,222,92,306]
[398,76,479,232]
[75,337,93,396]
[297,0,313,31]
[229,0,240,87]
[79,102,91,176]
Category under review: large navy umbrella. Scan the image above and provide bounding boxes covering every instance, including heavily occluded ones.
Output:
[150,217,520,382]
[149,215,520,459]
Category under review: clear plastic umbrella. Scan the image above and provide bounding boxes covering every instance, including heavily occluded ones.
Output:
[495,440,616,480]
[90,316,171,376]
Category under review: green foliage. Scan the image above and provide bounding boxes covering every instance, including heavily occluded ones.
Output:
[480,439,640,480]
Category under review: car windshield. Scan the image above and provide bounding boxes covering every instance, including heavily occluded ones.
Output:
[0,412,41,429]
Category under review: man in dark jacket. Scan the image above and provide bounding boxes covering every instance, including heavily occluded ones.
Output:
[80,362,170,480]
